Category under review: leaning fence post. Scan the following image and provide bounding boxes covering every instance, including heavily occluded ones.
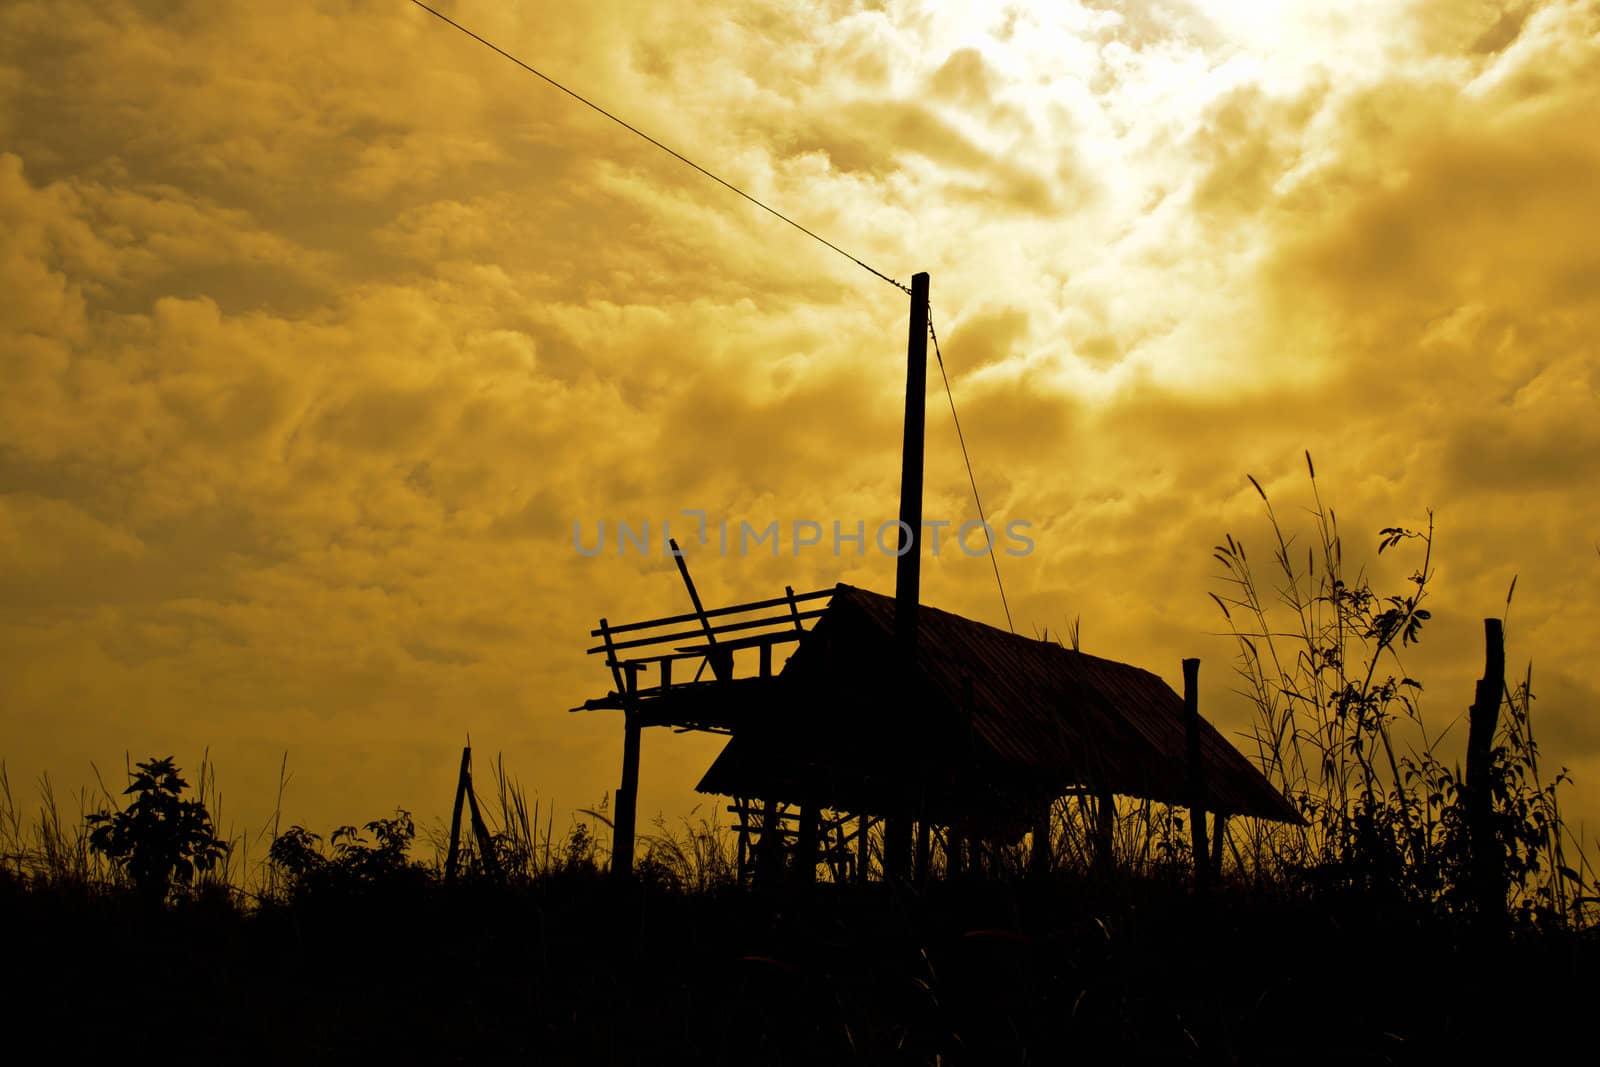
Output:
[1183,658,1210,890]
[464,758,499,879]
[445,745,471,882]
[1465,618,1506,923]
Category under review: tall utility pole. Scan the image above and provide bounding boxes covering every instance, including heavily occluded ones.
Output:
[885,271,929,884]
[894,271,929,655]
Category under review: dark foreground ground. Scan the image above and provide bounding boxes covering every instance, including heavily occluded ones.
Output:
[5,872,1594,1066]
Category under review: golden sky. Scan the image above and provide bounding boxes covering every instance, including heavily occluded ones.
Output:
[3,0,1598,852]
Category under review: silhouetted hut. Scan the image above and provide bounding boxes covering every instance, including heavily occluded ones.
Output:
[577,270,1299,884]
[577,580,1301,883]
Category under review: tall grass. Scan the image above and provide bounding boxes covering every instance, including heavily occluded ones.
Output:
[3,458,1594,930]
[0,763,119,891]
[1206,454,1595,924]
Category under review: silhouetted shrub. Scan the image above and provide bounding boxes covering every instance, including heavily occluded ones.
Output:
[84,756,227,902]
[267,808,428,898]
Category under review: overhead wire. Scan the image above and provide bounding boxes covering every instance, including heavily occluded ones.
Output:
[409,0,1012,631]
[407,0,910,295]
[929,310,1015,634]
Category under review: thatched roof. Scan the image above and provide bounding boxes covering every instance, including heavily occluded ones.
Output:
[696,583,1301,826]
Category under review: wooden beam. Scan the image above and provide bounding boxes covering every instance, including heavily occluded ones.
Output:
[669,536,731,682]
[585,611,825,655]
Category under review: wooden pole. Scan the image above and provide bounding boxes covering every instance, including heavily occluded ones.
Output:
[1093,789,1114,875]
[1030,799,1053,878]
[613,657,642,880]
[887,270,929,885]
[597,618,640,880]
[1466,617,1506,922]
[1183,657,1210,890]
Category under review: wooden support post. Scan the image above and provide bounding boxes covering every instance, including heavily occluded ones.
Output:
[915,816,931,886]
[615,709,641,880]
[445,745,471,883]
[1094,789,1115,874]
[735,796,750,883]
[1466,617,1506,922]
[826,817,848,884]
[1183,657,1210,890]
[610,630,642,881]
[948,827,965,879]
[1211,812,1228,878]
[884,814,910,883]
[1030,799,1052,878]
[756,797,782,885]
[857,813,871,885]
[597,617,639,880]
[795,798,819,886]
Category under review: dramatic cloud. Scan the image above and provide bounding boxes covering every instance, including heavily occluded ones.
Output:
[3,0,1598,842]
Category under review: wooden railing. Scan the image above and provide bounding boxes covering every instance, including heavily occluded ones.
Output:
[583,585,835,702]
